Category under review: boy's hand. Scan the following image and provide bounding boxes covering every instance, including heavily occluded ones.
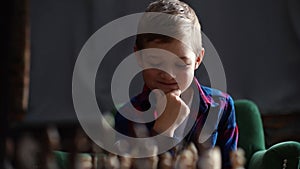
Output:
[152,87,194,137]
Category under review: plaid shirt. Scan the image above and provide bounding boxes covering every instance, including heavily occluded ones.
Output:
[115,77,238,169]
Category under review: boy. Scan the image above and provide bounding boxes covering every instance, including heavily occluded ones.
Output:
[114,0,238,168]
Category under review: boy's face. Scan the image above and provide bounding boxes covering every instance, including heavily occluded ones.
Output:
[136,39,202,94]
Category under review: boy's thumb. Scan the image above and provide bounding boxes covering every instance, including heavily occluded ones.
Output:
[151,89,164,100]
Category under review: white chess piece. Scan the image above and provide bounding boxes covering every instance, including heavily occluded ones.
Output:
[120,154,132,169]
[159,152,173,169]
[230,148,246,169]
[197,147,221,169]
[103,154,120,169]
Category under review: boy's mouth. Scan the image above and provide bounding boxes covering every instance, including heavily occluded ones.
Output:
[157,81,179,90]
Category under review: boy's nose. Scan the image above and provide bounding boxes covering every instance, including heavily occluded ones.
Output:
[160,70,176,80]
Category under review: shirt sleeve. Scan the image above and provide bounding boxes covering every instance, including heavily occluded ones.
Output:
[217,95,239,169]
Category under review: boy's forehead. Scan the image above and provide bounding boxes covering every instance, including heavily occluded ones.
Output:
[147,37,189,47]
[142,39,195,56]
[139,46,195,62]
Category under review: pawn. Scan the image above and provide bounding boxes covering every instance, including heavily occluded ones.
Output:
[158,152,173,169]
[187,142,198,168]
[92,143,105,169]
[103,153,120,169]
[131,138,158,169]
[230,148,246,169]
[174,148,195,169]
[17,134,39,169]
[197,147,221,169]
[133,156,159,169]
[47,126,61,150]
[77,154,92,169]
[120,154,132,169]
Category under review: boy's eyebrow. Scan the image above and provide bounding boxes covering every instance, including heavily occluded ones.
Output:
[179,56,189,59]
[179,56,192,61]
[145,54,192,62]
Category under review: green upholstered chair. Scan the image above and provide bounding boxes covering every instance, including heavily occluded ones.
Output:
[234,100,300,169]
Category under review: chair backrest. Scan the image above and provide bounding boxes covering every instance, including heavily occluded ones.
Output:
[234,100,266,166]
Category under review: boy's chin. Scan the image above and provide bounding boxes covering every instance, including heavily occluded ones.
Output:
[153,88,181,94]
[150,84,192,94]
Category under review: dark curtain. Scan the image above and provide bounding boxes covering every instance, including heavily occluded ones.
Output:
[27,0,300,122]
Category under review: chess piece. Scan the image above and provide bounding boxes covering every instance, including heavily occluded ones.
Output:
[197,147,221,169]
[47,126,61,150]
[77,154,92,169]
[46,126,61,169]
[174,148,195,169]
[103,154,120,169]
[174,143,199,169]
[17,134,40,169]
[92,142,105,169]
[75,128,91,152]
[187,142,198,168]
[120,154,132,169]
[132,142,158,169]
[133,156,159,169]
[158,152,173,169]
[230,148,246,169]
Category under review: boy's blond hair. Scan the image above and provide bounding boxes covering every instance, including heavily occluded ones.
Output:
[136,0,202,56]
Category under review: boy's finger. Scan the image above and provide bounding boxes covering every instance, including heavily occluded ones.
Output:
[149,89,164,106]
[169,89,181,97]
[181,87,194,107]
[151,89,167,114]
[152,89,164,100]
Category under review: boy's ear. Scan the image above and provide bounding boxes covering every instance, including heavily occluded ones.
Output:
[134,45,143,67]
[194,48,205,70]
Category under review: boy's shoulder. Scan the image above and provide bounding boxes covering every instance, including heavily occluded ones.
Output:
[200,85,233,105]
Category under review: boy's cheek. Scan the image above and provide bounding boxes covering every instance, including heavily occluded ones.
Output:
[177,72,195,90]
[142,69,159,80]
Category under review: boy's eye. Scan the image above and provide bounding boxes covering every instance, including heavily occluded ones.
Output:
[150,63,161,66]
[175,63,191,68]
[147,61,162,67]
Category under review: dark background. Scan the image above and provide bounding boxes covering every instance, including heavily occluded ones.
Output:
[27,0,300,122]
